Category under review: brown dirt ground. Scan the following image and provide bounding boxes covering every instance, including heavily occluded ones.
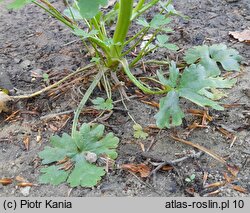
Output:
[0,0,249,197]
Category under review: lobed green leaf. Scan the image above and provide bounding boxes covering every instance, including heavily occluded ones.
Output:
[7,0,32,9]
[39,133,78,164]
[136,14,171,30]
[156,35,179,51]
[154,50,240,129]
[38,123,119,187]
[179,64,212,91]
[67,157,105,187]
[39,166,69,185]
[179,88,224,110]
[92,97,113,110]
[136,18,150,27]
[133,124,148,140]
[155,90,184,128]
[78,0,108,19]
[184,44,242,76]
[73,28,98,38]
[64,7,83,20]
[150,14,171,29]
[157,61,179,88]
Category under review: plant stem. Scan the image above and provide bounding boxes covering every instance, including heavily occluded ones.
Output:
[124,27,148,46]
[131,0,160,21]
[72,70,104,138]
[102,72,112,99]
[108,0,134,63]
[122,27,149,57]
[65,0,76,23]
[119,58,170,95]
[143,60,170,66]
[91,17,105,40]
[11,64,95,99]
[133,0,145,13]
[130,28,161,67]
[32,0,74,29]
[88,37,110,55]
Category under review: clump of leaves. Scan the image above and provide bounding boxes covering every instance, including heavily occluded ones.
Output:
[155,44,242,128]
[39,123,119,187]
[3,0,243,189]
[4,2,242,130]
[5,0,179,69]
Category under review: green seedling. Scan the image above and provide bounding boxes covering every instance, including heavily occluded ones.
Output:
[42,73,50,84]
[185,174,196,183]
[3,0,242,187]
[133,123,148,140]
[92,97,113,110]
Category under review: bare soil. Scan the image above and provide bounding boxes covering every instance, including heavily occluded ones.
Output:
[0,0,249,197]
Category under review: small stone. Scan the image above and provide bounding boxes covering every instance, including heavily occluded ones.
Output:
[0,71,13,90]
[32,69,43,76]
[85,152,97,163]
[245,16,250,21]
[14,58,21,64]
[20,60,31,69]
[19,186,31,196]
[208,174,214,179]
[243,88,250,98]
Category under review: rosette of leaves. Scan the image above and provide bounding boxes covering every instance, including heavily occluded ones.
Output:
[38,123,119,187]
[155,44,242,128]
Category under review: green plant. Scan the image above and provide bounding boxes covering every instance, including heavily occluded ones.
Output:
[133,123,148,139]
[42,73,50,84]
[185,174,195,183]
[39,123,119,187]
[155,44,241,128]
[6,0,179,68]
[92,97,113,110]
[3,0,242,187]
